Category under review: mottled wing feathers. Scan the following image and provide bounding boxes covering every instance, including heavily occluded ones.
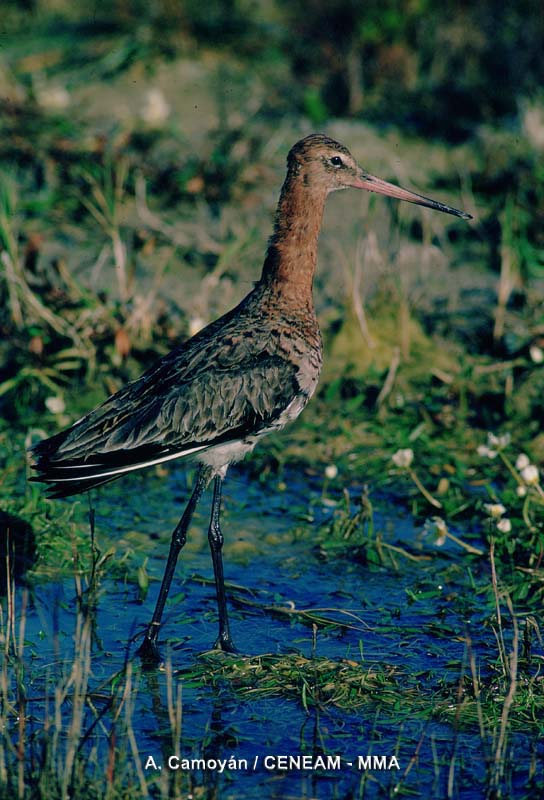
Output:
[30,275,322,498]
[30,347,300,497]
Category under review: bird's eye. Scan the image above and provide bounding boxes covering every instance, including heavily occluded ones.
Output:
[330,156,344,167]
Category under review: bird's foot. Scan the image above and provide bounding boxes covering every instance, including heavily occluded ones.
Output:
[214,632,239,655]
[137,634,162,668]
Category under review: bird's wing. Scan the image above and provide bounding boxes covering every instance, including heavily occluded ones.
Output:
[30,346,301,495]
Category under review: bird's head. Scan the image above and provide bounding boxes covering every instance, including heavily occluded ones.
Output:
[288,134,472,220]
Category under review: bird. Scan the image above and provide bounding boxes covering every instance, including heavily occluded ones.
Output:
[30,134,471,663]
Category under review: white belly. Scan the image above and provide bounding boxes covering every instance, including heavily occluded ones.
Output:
[195,391,312,478]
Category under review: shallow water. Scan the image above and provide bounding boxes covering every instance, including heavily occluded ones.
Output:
[8,465,544,798]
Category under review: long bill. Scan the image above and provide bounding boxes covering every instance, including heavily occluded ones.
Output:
[352,170,472,220]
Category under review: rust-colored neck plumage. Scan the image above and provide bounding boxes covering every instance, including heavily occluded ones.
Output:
[260,167,328,302]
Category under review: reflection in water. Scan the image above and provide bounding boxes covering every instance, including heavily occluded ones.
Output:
[0,510,36,595]
[141,661,349,800]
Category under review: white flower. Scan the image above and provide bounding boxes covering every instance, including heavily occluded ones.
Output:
[141,88,171,126]
[530,345,544,364]
[392,448,414,468]
[496,518,512,533]
[516,485,527,498]
[521,464,539,485]
[422,516,447,546]
[45,396,65,414]
[189,316,206,336]
[523,101,544,150]
[36,84,70,111]
[488,432,511,449]
[484,503,506,519]
[325,464,338,480]
[477,444,498,459]
[516,453,531,471]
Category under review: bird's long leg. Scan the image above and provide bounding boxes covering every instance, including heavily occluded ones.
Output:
[208,475,237,653]
[138,466,209,665]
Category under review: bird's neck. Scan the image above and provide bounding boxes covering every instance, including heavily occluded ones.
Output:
[259,172,327,303]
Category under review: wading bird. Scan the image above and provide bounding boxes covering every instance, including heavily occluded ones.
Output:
[30,134,471,663]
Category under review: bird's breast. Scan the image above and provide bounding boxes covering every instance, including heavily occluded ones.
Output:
[277,314,323,396]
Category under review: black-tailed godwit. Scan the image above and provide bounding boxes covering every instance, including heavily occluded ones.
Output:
[30,134,471,662]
